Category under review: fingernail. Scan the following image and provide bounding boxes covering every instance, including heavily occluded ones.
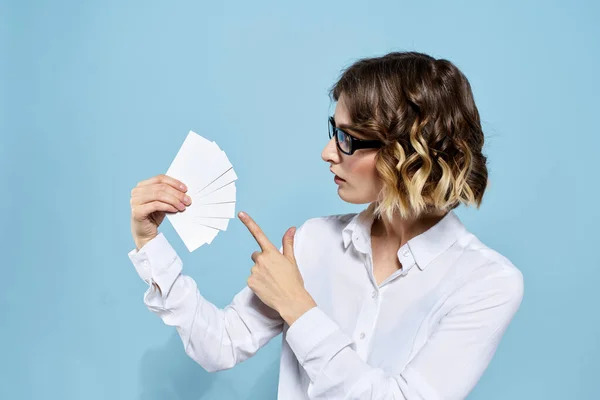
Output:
[239,212,246,218]
[180,184,187,191]
[184,195,191,203]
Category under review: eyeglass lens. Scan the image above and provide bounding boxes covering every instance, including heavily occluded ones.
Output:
[329,119,351,154]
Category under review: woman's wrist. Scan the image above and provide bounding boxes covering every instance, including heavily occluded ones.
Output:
[135,234,157,251]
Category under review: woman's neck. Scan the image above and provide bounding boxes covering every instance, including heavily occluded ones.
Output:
[371,209,448,248]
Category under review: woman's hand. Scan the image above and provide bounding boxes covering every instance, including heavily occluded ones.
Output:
[130,174,192,250]
[238,211,317,326]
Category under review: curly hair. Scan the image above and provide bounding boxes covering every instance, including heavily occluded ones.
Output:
[329,51,489,221]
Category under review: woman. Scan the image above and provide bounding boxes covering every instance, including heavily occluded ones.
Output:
[128,51,524,400]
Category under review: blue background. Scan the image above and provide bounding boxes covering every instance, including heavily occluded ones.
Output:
[2,0,599,398]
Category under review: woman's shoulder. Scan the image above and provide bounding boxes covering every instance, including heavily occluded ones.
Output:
[460,233,522,275]
[451,232,525,303]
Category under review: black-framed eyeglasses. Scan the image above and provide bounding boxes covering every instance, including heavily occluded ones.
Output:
[328,116,384,155]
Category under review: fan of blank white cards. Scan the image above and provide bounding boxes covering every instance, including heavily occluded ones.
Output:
[165,131,237,252]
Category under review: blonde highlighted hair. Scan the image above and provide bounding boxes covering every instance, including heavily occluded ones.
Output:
[329,51,489,222]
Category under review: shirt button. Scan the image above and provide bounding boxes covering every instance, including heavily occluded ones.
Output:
[143,260,149,268]
[403,250,409,257]
[360,332,366,340]
[372,290,378,299]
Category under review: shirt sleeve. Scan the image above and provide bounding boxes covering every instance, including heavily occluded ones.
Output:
[127,232,284,373]
[285,267,524,400]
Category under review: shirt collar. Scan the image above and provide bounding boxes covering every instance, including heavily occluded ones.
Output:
[342,205,467,272]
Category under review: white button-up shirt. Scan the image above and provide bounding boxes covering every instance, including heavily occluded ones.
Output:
[128,208,524,399]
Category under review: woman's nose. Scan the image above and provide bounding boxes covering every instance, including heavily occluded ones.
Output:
[321,137,341,163]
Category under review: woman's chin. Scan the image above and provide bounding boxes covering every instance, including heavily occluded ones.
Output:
[337,189,365,204]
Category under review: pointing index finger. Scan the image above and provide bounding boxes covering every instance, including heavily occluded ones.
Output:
[239,212,275,252]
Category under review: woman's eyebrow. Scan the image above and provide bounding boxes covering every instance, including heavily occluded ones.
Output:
[335,120,366,139]
[333,117,353,130]
[338,123,353,130]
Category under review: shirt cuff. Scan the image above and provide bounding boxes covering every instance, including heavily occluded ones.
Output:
[285,306,344,365]
[127,232,182,295]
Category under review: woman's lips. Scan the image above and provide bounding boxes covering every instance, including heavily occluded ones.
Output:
[331,169,346,183]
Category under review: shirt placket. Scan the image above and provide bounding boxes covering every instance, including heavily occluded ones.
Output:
[352,251,382,360]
